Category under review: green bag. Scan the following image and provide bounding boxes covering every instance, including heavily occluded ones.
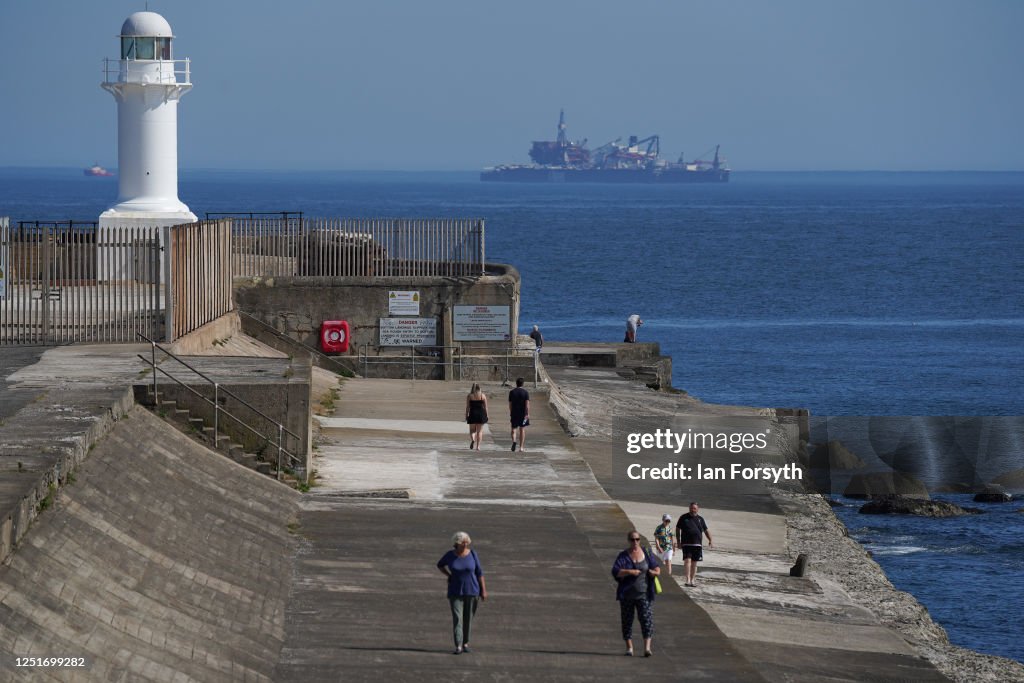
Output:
[653,576,663,594]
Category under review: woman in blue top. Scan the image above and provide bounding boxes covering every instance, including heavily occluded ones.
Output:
[611,530,661,657]
[437,531,487,654]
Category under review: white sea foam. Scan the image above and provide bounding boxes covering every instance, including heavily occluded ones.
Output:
[872,545,928,556]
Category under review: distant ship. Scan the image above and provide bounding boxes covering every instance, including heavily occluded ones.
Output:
[84,164,114,177]
[481,110,730,184]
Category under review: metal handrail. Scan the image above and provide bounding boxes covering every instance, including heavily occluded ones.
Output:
[137,333,303,479]
[356,342,539,386]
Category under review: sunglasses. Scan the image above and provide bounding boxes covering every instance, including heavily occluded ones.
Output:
[629,537,641,542]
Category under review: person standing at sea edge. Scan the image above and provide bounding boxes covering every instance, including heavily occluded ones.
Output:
[529,324,544,354]
[624,314,643,343]
[675,502,713,587]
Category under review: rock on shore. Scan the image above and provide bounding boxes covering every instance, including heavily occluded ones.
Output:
[973,484,1014,503]
[858,495,983,517]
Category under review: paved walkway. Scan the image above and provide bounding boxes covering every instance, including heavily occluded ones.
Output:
[276,377,946,681]
[0,341,950,681]
[275,379,765,681]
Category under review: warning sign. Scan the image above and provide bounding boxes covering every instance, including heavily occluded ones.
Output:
[453,305,511,341]
[379,318,437,347]
[388,291,420,316]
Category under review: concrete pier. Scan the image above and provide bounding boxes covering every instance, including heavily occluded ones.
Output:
[2,335,1015,680]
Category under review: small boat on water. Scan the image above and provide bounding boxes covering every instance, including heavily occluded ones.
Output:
[84,164,114,177]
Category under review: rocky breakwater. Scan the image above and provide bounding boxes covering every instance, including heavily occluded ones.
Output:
[539,350,1024,683]
[858,495,982,517]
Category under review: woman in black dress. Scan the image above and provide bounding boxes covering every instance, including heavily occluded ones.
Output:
[465,384,489,450]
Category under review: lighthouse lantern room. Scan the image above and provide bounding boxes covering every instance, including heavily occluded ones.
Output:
[100,11,195,223]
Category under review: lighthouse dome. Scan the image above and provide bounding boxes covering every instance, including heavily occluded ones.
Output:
[120,11,173,37]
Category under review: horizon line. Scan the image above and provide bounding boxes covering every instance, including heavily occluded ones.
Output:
[3,166,1024,174]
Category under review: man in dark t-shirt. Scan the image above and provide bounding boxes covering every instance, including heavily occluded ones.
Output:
[508,377,530,452]
[675,502,713,587]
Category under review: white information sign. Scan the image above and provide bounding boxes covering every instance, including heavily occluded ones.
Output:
[379,318,437,347]
[453,305,512,341]
[388,290,420,316]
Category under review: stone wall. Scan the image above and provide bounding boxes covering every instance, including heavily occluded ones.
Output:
[234,264,521,379]
[0,407,298,681]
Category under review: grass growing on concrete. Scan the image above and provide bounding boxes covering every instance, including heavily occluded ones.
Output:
[37,483,57,513]
[295,469,319,493]
[315,386,341,416]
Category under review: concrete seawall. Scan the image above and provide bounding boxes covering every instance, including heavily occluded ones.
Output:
[0,407,299,681]
[2,337,1021,681]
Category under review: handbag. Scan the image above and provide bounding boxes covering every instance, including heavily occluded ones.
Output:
[653,576,663,594]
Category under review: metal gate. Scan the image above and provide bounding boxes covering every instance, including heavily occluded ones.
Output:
[0,219,164,345]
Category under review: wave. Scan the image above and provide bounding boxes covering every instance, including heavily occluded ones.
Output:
[869,545,929,556]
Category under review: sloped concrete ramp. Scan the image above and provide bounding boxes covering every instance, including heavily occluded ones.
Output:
[0,407,300,682]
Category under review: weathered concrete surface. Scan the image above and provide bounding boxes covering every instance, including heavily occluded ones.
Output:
[279,378,765,681]
[540,362,950,682]
[0,347,48,422]
[0,338,970,681]
[0,407,299,681]
[0,345,146,565]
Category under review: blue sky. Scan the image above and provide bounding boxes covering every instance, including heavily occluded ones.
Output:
[1,0,1022,171]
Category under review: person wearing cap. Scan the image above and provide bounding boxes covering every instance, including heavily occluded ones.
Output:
[624,314,643,343]
[653,514,675,575]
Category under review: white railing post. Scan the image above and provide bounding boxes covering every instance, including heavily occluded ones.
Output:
[277,424,284,481]
[213,383,219,446]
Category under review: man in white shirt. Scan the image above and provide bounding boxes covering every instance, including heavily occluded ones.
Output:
[624,314,643,343]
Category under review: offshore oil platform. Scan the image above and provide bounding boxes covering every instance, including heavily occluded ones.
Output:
[481,110,730,183]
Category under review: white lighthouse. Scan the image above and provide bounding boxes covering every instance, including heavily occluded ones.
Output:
[100,11,195,225]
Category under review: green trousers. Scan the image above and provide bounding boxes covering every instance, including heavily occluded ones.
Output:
[448,596,479,647]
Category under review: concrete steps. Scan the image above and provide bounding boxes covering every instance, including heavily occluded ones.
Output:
[142,388,287,484]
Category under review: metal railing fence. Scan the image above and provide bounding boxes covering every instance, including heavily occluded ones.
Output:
[232,217,485,278]
[169,220,233,340]
[356,343,538,386]
[0,220,162,344]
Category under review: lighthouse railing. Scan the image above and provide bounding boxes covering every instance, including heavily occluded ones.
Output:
[103,58,191,86]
